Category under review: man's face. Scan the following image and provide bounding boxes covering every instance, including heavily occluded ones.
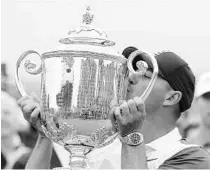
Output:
[126,69,171,113]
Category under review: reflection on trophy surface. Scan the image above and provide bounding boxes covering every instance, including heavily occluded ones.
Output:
[15,7,158,169]
[40,51,127,148]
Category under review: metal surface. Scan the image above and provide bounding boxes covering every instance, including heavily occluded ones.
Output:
[15,7,158,169]
[15,50,43,96]
[39,53,127,148]
[15,49,128,169]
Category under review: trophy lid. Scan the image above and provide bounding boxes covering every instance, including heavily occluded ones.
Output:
[43,6,123,59]
[59,6,115,47]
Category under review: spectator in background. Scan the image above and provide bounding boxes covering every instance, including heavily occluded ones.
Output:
[1,63,30,169]
[176,72,210,152]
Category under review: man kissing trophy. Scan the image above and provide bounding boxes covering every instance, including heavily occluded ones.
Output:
[15,7,158,169]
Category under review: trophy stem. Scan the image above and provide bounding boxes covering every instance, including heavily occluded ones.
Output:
[69,154,87,169]
[65,145,93,170]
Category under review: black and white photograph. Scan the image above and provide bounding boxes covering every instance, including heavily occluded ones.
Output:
[1,0,210,169]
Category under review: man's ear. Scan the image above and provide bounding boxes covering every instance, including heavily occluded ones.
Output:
[163,91,182,106]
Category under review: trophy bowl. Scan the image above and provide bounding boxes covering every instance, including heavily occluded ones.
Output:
[15,7,158,169]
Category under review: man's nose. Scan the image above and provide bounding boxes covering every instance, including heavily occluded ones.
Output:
[128,72,136,83]
[128,72,144,84]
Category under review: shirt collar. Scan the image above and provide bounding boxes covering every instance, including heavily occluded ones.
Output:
[146,128,182,151]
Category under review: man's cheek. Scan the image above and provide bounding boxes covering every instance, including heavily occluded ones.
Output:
[136,82,148,94]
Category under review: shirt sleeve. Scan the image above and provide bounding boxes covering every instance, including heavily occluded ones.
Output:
[158,146,210,169]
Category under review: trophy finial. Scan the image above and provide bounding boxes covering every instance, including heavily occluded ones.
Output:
[82,6,94,25]
[60,6,115,46]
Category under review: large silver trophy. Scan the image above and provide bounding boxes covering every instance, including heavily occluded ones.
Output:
[15,7,158,169]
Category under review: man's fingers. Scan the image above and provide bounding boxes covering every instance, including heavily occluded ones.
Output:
[17,96,30,105]
[120,101,130,118]
[110,98,126,109]
[20,99,39,108]
[109,107,118,132]
[30,107,41,126]
[133,97,146,117]
[127,99,138,115]
[114,106,124,123]
[22,103,39,115]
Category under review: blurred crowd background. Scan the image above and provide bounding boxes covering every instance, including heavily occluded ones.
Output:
[1,63,39,169]
[1,61,210,169]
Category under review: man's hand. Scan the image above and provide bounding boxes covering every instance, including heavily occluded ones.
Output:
[17,93,46,137]
[110,97,146,137]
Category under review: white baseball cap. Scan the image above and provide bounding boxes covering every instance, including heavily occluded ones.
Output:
[194,71,210,98]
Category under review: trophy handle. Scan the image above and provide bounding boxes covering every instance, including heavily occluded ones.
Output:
[127,50,158,102]
[15,50,43,96]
